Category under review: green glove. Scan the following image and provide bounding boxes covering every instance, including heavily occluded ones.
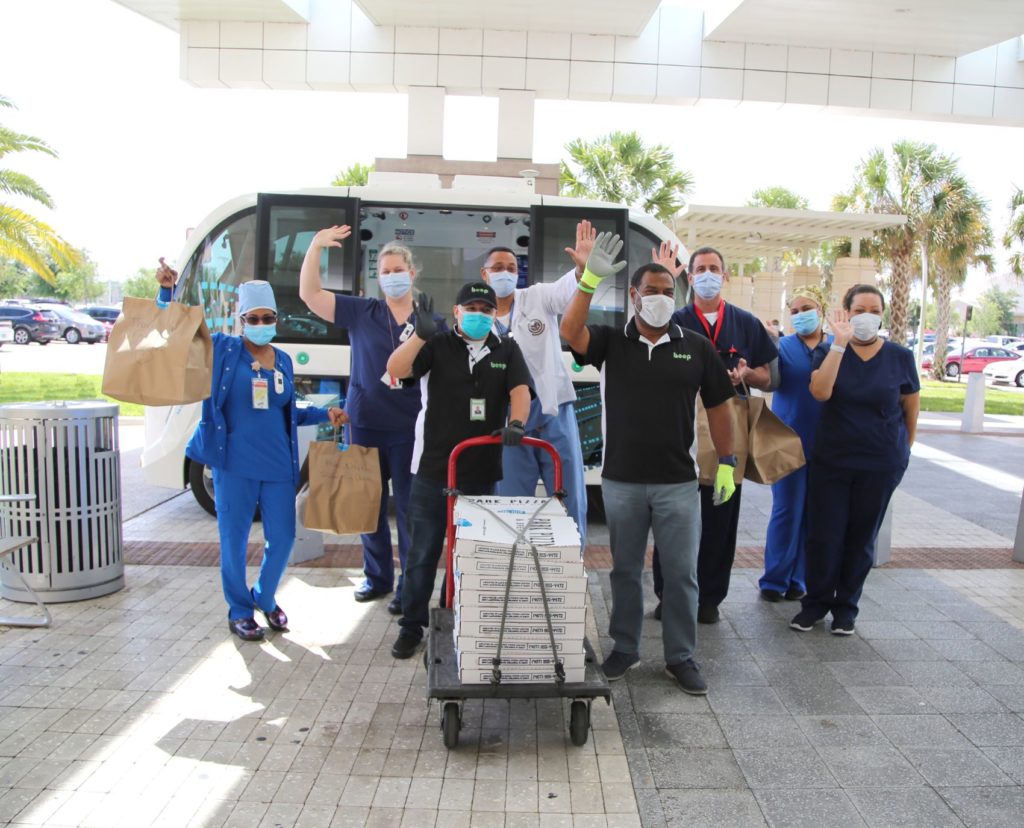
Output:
[713,463,736,506]
[580,232,626,293]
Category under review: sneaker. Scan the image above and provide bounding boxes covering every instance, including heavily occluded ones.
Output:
[784,587,806,601]
[697,604,720,624]
[228,617,265,641]
[386,597,402,616]
[789,610,820,632]
[601,651,640,681]
[390,633,420,659]
[759,588,784,603]
[653,602,662,621]
[665,659,708,695]
[830,618,855,636]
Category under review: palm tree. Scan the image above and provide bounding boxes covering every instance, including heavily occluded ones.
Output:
[1005,187,1024,279]
[928,176,993,380]
[331,161,373,187]
[0,95,80,284]
[560,131,693,222]
[745,186,810,274]
[834,141,957,345]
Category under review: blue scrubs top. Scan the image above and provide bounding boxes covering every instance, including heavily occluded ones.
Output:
[673,302,778,372]
[811,340,920,471]
[333,295,447,433]
[773,333,829,454]
[222,354,294,481]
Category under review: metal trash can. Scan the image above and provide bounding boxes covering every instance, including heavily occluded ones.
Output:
[0,400,124,602]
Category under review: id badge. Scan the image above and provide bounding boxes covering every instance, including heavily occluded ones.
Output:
[380,370,401,390]
[399,322,415,342]
[251,377,269,410]
[273,370,284,395]
[470,398,486,421]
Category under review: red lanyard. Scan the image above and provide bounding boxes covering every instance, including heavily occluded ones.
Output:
[694,299,726,347]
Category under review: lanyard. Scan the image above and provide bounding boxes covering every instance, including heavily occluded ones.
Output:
[694,299,725,346]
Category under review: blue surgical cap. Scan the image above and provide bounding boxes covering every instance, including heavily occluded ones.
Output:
[238,280,277,315]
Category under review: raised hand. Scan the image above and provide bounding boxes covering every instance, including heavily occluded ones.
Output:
[311,225,352,249]
[414,293,438,340]
[581,231,627,291]
[828,309,853,346]
[156,257,177,288]
[651,240,684,279]
[565,219,598,275]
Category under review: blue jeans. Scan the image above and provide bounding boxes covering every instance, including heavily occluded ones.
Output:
[602,478,701,665]
[212,469,295,621]
[350,426,413,599]
[398,474,495,641]
[495,398,588,547]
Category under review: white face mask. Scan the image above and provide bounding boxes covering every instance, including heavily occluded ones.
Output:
[635,293,674,329]
[851,312,882,342]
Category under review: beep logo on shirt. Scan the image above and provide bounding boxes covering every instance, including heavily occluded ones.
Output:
[489,361,507,369]
[673,352,692,361]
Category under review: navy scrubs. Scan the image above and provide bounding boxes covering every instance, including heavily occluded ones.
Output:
[332,294,446,600]
[760,333,829,595]
[802,340,920,622]
[652,301,779,608]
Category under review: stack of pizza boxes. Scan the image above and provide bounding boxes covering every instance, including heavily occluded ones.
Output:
[451,496,586,684]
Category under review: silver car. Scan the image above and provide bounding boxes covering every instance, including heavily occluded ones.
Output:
[37,303,106,344]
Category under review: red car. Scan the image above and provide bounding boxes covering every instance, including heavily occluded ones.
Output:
[921,345,1018,378]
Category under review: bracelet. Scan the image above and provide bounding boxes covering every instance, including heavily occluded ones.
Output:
[577,283,595,295]
[829,343,846,355]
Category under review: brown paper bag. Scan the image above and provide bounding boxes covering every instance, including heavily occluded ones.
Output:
[302,438,381,535]
[744,397,806,485]
[696,396,749,486]
[102,297,212,406]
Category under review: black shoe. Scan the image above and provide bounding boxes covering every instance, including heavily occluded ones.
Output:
[653,601,662,621]
[665,659,708,695]
[784,587,806,601]
[228,617,265,641]
[601,651,640,681]
[697,604,720,624]
[789,610,820,632]
[760,588,784,603]
[390,634,420,659]
[830,618,855,636]
[262,606,288,631]
[354,586,390,603]
[386,597,402,616]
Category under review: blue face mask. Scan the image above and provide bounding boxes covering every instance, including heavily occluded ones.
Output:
[489,272,517,298]
[459,311,493,340]
[244,323,277,346]
[379,271,411,298]
[791,309,820,336]
[693,272,723,300]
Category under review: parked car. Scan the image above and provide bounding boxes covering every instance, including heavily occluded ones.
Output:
[0,319,13,347]
[983,355,1024,386]
[985,335,1024,348]
[921,345,1019,378]
[79,305,121,340]
[0,304,60,344]
[38,303,106,344]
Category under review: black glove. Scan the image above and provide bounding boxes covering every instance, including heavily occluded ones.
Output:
[493,420,525,446]
[414,293,438,340]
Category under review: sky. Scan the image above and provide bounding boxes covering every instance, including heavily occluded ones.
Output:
[1,0,1023,302]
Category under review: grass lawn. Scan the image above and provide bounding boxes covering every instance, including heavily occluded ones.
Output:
[919,378,1023,415]
[0,373,144,416]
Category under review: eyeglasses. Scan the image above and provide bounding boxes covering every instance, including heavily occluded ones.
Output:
[242,313,277,325]
[484,264,518,274]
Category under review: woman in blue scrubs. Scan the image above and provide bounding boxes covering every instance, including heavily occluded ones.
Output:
[299,228,446,615]
[790,284,920,635]
[759,285,829,603]
[156,264,346,641]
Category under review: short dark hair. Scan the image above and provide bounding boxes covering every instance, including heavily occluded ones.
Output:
[688,246,725,273]
[483,246,516,261]
[630,263,672,289]
[842,284,885,311]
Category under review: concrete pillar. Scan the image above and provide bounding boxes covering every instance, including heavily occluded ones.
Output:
[750,271,788,324]
[789,265,822,291]
[831,257,879,308]
[961,372,986,433]
[497,90,535,160]
[407,86,445,157]
[722,275,753,311]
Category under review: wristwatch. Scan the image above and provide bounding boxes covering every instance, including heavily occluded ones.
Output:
[718,454,737,467]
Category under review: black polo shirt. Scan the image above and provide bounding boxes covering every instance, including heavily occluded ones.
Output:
[571,320,734,484]
[409,329,533,484]
[673,302,778,371]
